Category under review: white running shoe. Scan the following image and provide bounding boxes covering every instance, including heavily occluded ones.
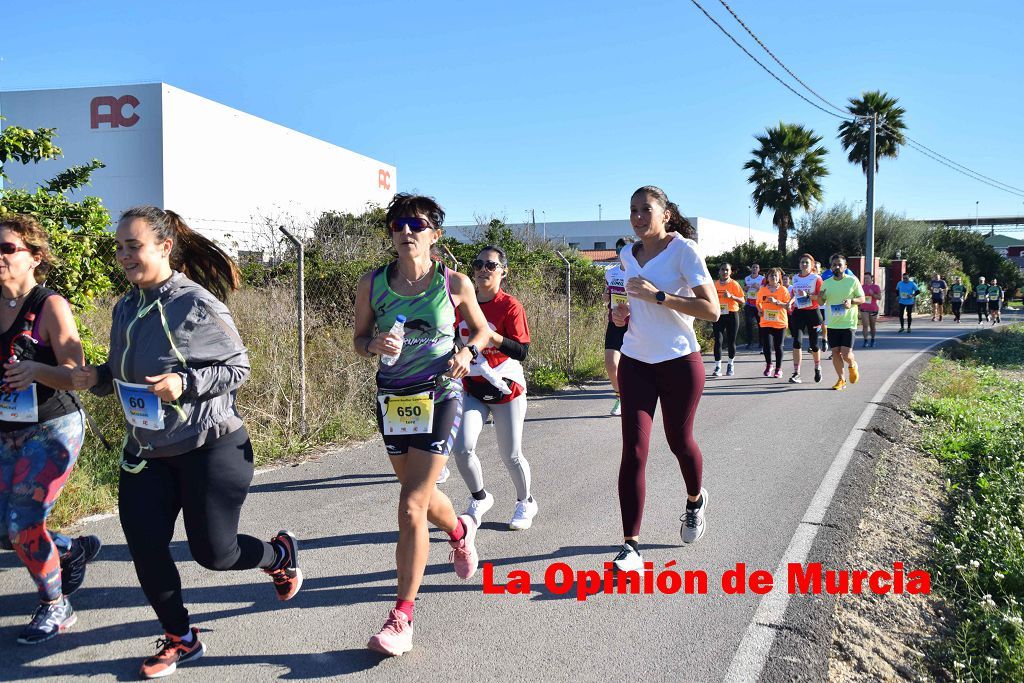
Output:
[711,366,722,377]
[680,488,709,544]
[508,498,538,530]
[464,492,494,525]
[436,466,450,484]
[726,363,735,376]
[610,398,621,416]
[611,543,643,572]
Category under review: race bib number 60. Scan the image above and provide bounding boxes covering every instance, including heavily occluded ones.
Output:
[378,392,435,435]
[115,380,165,431]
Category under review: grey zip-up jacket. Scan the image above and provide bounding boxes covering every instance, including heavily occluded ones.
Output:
[92,272,250,459]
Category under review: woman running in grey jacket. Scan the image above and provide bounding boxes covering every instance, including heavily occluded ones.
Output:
[72,206,300,680]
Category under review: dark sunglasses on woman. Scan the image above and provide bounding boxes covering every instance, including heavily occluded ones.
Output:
[388,217,434,233]
[0,243,32,255]
[472,259,502,272]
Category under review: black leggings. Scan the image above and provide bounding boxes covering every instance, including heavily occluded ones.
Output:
[743,304,760,346]
[900,303,914,328]
[760,328,784,367]
[617,353,704,537]
[119,427,268,636]
[977,302,987,323]
[713,312,738,361]
[952,301,962,321]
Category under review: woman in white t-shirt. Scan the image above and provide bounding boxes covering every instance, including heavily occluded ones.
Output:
[608,186,719,572]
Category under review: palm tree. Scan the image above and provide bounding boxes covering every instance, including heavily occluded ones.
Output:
[744,122,829,255]
[837,91,907,174]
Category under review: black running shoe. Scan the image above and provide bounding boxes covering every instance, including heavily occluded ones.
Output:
[17,598,76,645]
[814,367,822,383]
[61,535,102,596]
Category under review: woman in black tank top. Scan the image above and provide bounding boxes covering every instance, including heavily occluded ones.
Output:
[0,215,96,645]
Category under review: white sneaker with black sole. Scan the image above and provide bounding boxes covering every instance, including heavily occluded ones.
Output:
[611,543,643,572]
[464,492,494,525]
[680,488,709,544]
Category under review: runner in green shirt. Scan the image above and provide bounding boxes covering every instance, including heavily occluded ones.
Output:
[975,277,989,324]
[818,254,865,391]
[949,277,967,323]
[988,278,1003,325]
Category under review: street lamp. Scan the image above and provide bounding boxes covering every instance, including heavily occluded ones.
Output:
[975,201,979,228]
[542,210,546,240]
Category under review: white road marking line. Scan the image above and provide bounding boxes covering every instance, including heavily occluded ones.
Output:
[724,325,1004,682]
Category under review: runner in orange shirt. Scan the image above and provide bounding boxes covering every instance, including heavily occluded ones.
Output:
[756,268,790,378]
[711,263,744,377]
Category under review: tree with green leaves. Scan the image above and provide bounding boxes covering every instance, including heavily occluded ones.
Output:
[837,91,907,175]
[744,122,829,255]
[0,117,116,360]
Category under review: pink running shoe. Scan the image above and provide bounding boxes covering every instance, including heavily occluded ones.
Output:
[449,514,479,579]
[367,609,413,656]
[772,367,782,378]
[763,365,771,377]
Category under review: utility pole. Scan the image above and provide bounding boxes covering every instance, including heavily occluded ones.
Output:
[542,210,547,240]
[865,113,877,270]
[598,204,602,221]
[530,209,536,237]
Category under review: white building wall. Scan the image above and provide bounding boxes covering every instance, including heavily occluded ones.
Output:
[0,84,165,216]
[160,85,396,249]
[447,217,776,256]
[1,83,396,252]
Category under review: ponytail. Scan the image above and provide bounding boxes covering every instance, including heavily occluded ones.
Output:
[632,186,696,240]
[664,200,696,240]
[120,206,241,301]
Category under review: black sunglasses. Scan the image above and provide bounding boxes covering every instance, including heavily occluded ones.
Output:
[0,242,32,256]
[389,217,434,233]
[472,259,502,272]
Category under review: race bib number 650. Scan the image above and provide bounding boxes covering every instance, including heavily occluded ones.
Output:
[378,392,435,435]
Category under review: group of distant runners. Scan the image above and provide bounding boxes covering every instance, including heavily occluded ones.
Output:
[0,184,1015,675]
[607,254,1010,393]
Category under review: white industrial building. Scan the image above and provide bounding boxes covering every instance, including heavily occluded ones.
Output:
[447,217,777,258]
[0,83,397,250]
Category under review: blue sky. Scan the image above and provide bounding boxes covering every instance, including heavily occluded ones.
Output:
[2,1,1022,232]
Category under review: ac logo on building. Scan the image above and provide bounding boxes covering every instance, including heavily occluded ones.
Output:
[378,169,391,190]
[90,95,140,129]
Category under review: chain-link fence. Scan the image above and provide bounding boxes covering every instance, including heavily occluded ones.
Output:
[74,218,607,460]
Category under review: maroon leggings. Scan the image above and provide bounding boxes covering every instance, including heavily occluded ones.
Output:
[617,352,705,537]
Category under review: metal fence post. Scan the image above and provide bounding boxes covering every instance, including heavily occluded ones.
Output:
[556,251,571,372]
[279,227,307,437]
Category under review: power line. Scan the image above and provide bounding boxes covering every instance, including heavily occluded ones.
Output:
[700,0,1024,200]
[715,0,851,118]
[876,122,1024,195]
[686,0,855,122]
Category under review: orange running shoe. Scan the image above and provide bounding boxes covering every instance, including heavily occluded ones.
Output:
[832,378,847,391]
[140,627,204,679]
[849,362,860,384]
[264,530,303,601]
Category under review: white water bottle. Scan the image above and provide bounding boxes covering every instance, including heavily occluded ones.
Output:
[380,315,407,366]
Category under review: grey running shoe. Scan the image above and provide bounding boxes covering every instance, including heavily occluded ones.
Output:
[17,598,76,645]
[680,488,709,544]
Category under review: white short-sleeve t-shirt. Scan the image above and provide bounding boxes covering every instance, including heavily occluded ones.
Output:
[619,233,713,364]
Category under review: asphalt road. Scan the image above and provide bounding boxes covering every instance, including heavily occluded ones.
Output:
[0,315,1015,682]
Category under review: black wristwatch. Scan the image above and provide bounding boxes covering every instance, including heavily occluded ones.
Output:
[655,291,666,305]
[465,344,481,360]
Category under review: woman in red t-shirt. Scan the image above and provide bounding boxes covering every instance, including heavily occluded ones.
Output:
[453,246,537,530]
